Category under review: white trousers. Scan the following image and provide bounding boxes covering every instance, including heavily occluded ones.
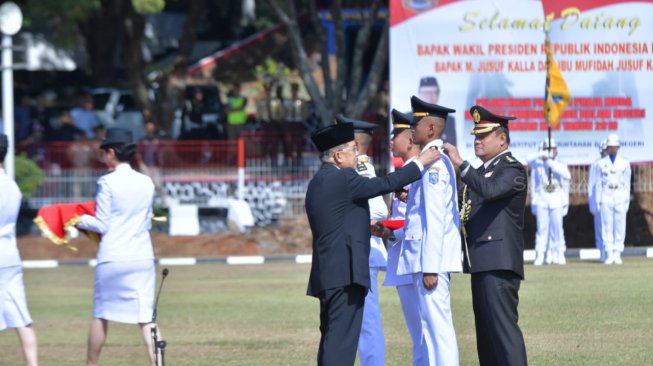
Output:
[397,284,428,365]
[593,212,603,251]
[413,273,459,366]
[600,201,628,253]
[358,267,385,366]
[535,205,565,253]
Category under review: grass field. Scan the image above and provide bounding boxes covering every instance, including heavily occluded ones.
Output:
[1,258,652,365]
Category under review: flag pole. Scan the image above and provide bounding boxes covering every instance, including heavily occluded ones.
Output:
[545,28,553,187]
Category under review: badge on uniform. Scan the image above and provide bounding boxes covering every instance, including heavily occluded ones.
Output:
[356,162,367,172]
[427,166,440,184]
[484,171,493,178]
[429,171,439,184]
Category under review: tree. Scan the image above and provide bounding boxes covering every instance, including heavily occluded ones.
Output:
[24,0,205,130]
[266,0,389,126]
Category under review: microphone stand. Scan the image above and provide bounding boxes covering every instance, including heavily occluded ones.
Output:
[151,268,169,366]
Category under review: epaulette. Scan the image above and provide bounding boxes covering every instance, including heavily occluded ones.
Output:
[504,155,517,164]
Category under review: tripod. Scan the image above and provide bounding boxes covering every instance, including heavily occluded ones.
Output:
[151,268,169,366]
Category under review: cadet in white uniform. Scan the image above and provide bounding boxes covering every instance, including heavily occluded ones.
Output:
[528,138,570,265]
[0,134,39,366]
[596,134,631,265]
[336,115,387,366]
[397,96,462,366]
[381,109,427,365]
[76,128,160,366]
[588,140,608,262]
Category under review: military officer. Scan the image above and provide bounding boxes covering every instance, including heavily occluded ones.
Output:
[397,96,462,366]
[443,105,528,366]
[335,114,387,366]
[381,109,427,365]
[588,139,608,262]
[0,133,39,366]
[597,134,631,265]
[305,122,440,366]
[528,138,571,265]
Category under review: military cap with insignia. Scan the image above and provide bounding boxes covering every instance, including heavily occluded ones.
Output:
[411,95,456,122]
[311,122,355,152]
[469,105,516,135]
[390,109,412,136]
[336,114,378,134]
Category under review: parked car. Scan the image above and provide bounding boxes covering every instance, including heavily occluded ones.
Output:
[90,88,146,140]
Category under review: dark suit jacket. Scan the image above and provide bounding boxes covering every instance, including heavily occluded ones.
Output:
[306,161,422,297]
[461,152,527,279]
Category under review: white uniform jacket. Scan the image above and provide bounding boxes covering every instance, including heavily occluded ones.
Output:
[384,157,415,287]
[529,156,570,213]
[357,155,388,269]
[596,155,631,206]
[588,158,602,215]
[77,163,155,264]
[0,168,22,268]
[397,140,462,275]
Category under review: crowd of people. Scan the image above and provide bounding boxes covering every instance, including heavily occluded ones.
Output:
[305,96,632,365]
[0,80,635,366]
[306,97,529,366]
[528,133,631,266]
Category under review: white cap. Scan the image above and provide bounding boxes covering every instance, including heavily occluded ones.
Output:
[541,138,556,149]
[599,139,607,150]
[606,134,620,147]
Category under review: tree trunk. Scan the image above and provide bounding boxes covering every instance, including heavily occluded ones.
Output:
[266,0,388,127]
[79,1,122,86]
[154,0,207,132]
[119,0,152,120]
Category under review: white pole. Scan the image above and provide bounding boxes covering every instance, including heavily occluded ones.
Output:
[2,34,15,179]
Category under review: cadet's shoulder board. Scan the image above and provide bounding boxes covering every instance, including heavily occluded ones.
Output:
[504,155,517,164]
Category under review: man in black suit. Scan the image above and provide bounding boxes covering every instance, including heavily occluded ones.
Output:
[443,105,528,366]
[306,122,440,366]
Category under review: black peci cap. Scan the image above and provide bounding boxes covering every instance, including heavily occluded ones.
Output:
[336,114,378,134]
[311,122,355,152]
[419,76,439,88]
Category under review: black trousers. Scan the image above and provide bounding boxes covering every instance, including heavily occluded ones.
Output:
[317,284,366,366]
[471,271,528,366]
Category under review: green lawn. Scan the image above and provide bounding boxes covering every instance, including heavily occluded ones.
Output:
[1,258,652,365]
